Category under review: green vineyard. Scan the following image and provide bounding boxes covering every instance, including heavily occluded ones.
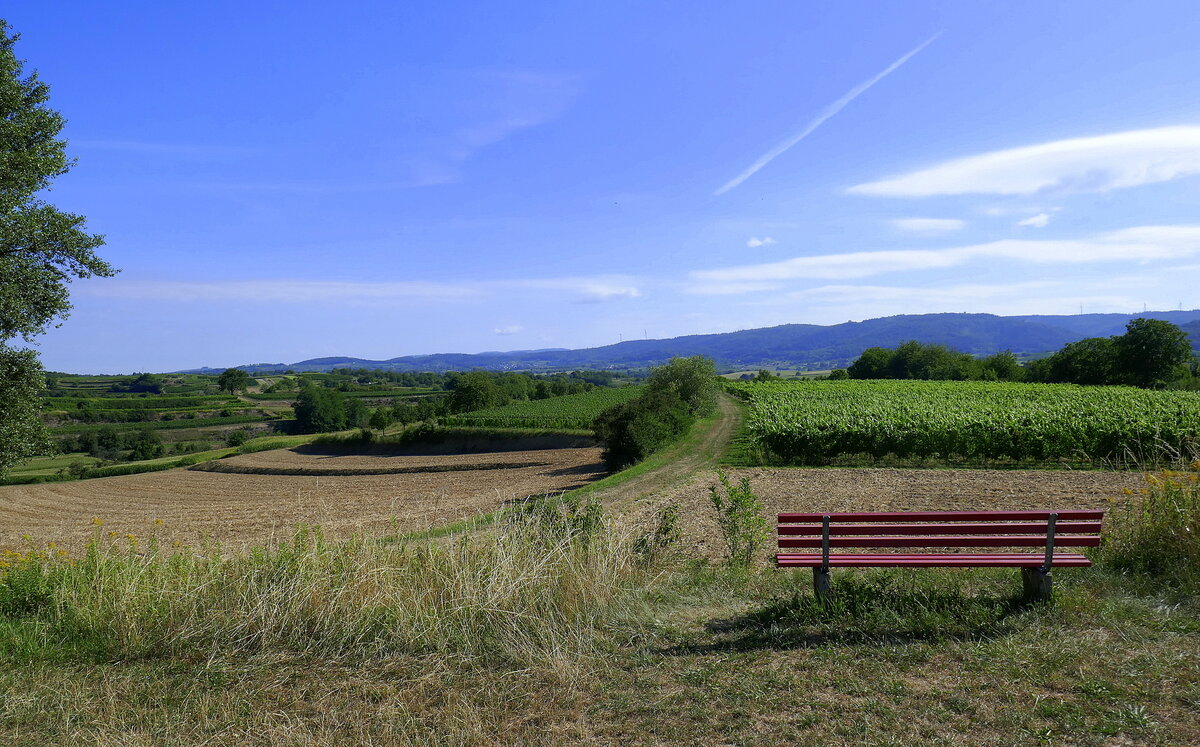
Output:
[727,379,1200,467]
[444,386,644,430]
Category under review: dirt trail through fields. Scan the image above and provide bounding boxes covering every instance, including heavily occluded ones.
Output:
[594,394,742,514]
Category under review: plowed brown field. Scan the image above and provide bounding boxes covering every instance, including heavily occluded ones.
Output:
[621,467,1144,557]
[0,446,606,551]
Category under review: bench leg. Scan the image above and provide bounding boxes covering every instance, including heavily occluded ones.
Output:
[1021,568,1052,602]
[813,567,831,604]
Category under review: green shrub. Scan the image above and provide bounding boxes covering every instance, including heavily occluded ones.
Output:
[708,471,768,567]
[593,389,694,469]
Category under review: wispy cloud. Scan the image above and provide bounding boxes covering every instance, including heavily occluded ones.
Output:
[848,126,1200,197]
[746,236,777,248]
[688,224,1200,289]
[770,280,1147,320]
[83,273,643,306]
[1017,213,1052,228]
[890,218,965,234]
[714,33,940,195]
[494,325,524,335]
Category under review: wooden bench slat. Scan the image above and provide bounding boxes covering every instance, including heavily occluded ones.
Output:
[779,535,1101,549]
[778,510,1104,522]
[777,521,1102,536]
[776,553,1093,568]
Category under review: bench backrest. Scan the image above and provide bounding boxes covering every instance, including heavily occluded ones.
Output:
[777,510,1104,558]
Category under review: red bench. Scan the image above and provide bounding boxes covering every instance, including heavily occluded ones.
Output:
[776,510,1104,602]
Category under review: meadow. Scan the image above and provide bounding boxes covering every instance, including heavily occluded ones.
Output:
[728,379,1200,468]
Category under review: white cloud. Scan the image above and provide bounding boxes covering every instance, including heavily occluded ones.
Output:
[848,126,1200,197]
[1017,213,1052,228]
[715,34,939,195]
[767,280,1147,321]
[86,273,643,306]
[688,224,1200,289]
[890,218,966,234]
[494,325,524,335]
[746,236,777,248]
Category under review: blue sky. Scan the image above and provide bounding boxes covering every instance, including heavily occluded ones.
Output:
[8,1,1200,373]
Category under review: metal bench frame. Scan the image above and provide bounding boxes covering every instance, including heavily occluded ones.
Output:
[775,510,1104,603]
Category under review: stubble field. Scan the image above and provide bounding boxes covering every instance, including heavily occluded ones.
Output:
[0,445,607,551]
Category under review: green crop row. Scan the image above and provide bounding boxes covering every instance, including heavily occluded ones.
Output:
[727,379,1200,467]
[51,413,284,435]
[444,386,644,430]
[41,395,237,410]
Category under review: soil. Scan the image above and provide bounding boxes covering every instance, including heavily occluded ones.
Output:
[0,446,606,552]
[623,466,1144,557]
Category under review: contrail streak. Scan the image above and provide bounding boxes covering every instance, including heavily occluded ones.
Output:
[715,33,941,196]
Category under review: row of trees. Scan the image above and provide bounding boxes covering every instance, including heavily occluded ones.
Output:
[1027,318,1194,388]
[58,428,165,462]
[847,343,1025,382]
[843,319,1196,389]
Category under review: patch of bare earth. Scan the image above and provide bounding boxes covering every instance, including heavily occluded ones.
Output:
[623,466,1144,557]
[0,446,606,551]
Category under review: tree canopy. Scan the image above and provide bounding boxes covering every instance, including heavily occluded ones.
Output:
[217,368,253,395]
[0,20,114,475]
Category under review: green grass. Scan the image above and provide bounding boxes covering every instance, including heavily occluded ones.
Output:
[52,412,283,435]
[2,521,1197,743]
[444,386,643,430]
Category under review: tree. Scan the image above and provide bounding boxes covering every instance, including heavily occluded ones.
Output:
[0,21,114,476]
[645,356,719,415]
[1114,318,1192,388]
[1040,337,1117,385]
[293,387,347,433]
[216,368,253,395]
[847,347,892,379]
[445,371,502,414]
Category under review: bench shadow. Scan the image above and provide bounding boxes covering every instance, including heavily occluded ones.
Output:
[662,578,1043,655]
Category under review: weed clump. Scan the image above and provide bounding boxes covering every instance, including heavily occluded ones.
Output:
[1098,462,1200,594]
[708,471,768,567]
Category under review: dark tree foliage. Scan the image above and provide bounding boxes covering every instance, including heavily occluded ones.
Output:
[216,368,253,395]
[593,389,693,470]
[1115,318,1192,388]
[0,21,114,475]
[1029,319,1192,388]
[293,387,348,433]
[593,356,719,469]
[645,355,719,415]
[445,371,502,414]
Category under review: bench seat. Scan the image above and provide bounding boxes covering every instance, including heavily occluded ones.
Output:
[776,552,1093,568]
[776,509,1104,602]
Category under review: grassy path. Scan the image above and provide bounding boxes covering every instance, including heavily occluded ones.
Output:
[574,393,743,516]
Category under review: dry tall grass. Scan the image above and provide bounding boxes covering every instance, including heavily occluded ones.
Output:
[0,497,665,673]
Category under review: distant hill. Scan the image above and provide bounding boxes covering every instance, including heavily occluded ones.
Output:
[178,310,1200,374]
[1182,319,1200,351]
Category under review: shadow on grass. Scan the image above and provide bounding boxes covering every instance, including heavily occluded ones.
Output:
[668,570,1045,653]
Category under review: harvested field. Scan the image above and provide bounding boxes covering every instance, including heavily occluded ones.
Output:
[622,466,1145,557]
[0,446,606,551]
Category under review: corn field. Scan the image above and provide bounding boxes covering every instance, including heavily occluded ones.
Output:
[727,379,1200,467]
